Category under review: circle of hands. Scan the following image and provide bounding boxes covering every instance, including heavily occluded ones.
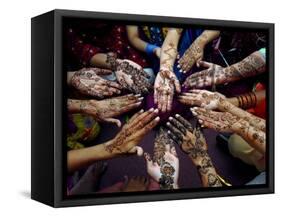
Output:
[69,46,246,189]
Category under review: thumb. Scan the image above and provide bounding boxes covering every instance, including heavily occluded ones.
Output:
[198,60,212,69]
[196,56,203,67]
[128,146,144,156]
[103,118,122,127]
[173,77,181,93]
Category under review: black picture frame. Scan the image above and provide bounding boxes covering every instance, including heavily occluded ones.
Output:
[31,9,274,207]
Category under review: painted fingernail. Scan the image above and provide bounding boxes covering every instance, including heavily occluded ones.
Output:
[167,130,171,134]
[154,109,159,113]
[175,114,180,118]
[138,97,144,101]
[183,71,187,73]
[179,69,183,72]
[155,117,160,121]
[167,122,170,126]
[135,94,141,97]
[177,64,180,68]
[149,108,154,112]
[140,109,144,113]
[168,117,173,121]
[198,120,203,123]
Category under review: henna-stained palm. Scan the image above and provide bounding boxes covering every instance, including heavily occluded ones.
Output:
[178,89,226,110]
[104,108,160,155]
[70,67,122,98]
[154,70,181,113]
[144,128,179,189]
[183,61,225,88]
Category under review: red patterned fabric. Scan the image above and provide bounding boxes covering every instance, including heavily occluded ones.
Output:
[65,22,149,68]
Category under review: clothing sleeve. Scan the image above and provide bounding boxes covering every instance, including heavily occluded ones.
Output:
[66,28,101,66]
[258,48,266,60]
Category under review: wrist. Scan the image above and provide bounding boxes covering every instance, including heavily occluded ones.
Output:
[80,100,98,116]
[231,119,249,134]
[189,150,209,166]
[67,71,77,86]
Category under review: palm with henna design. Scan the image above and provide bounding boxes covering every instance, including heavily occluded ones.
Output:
[105,108,160,156]
[183,61,225,88]
[144,128,179,189]
[191,107,243,133]
[70,67,122,98]
[178,89,226,110]
[154,70,181,113]
[81,94,144,127]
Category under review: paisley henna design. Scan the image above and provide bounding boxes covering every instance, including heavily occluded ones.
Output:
[166,114,222,187]
[183,62,225,88]
[115,59,151,94]
[70,67,121,98]
[145,128,179,190]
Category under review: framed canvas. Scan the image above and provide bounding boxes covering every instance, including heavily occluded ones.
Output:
[31,9,274,207]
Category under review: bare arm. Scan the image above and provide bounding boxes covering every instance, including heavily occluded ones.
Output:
[126,26,148,53]
[227,90,265,109]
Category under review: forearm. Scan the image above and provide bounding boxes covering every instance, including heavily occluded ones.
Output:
[67,99,98,118]
[160,28,181,70]
[67,140,117,173]
[89,53,122,70]
[199,30,220,45]
[234,121,266,154]
[227,90,265,109]
[191,153,222,187]
[126,25,148,52]
[222,51,266,84]
[219,99,266,132]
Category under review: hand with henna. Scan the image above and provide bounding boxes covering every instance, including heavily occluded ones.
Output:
[190,107,243,133]
[106,52,152,94]
[177,30,220,73]
[144,128,179,190]
[104,108,160,155]
[177,38,206,73]
[154,70,181,112]
[166,114,222,187]
[121,176,149,192]
[69,67,122,98]
[178,89,226,110]
[68,94,143,127]
[183,61,225,88]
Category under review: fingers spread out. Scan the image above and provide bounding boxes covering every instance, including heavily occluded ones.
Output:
[168,116,186,134]
[175,114,193,132]
[166,121,183,142]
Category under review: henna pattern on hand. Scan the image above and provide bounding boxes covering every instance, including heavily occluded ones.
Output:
[115,60,152,94]
[184,63,225,88]
[166,114,222,187]
[70,67,121,98]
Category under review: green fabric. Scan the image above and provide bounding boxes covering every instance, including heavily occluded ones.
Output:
[67,114,100,150]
